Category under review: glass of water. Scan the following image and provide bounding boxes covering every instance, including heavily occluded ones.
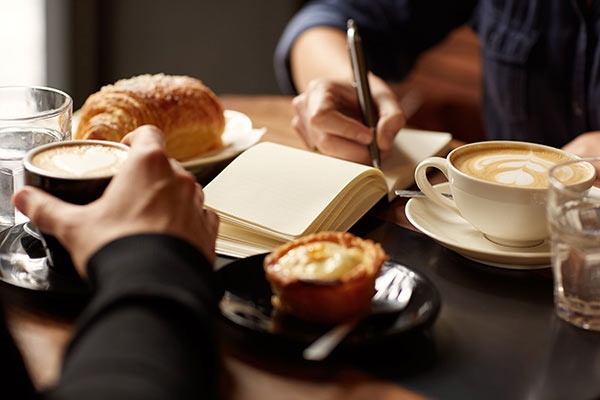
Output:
[548,158,600,330]
[0,86,72,227]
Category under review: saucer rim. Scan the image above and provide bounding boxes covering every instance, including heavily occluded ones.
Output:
[405,182,551,268]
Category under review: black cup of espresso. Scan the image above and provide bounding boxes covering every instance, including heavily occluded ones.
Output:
[23,140,129,274]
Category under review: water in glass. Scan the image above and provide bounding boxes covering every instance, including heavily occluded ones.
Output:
[550,202,600,330]
[0,126,63,227]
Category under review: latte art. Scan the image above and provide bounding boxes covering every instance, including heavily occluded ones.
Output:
[31,143,128,178]
[453,147,583,188]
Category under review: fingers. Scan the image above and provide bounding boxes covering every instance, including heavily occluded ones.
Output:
[12,186,78,236]
[293,77,404,164]
[121,125,166,150]
[562,131,600,158]
[199,207,219,263]
[116,125,171,181]
[169,157,192,178]
[316,134,371,164]
[375,98,405,151]
[293,80,372,146]
[369,76,405,151]
[310,109,372,144]
[114,133,173,187]
[293,108,371,163]
[204,208,219,235]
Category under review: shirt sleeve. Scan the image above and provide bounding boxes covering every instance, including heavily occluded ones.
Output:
[0,307,37,400]
[42,234,223,400]
[274,0,478,94]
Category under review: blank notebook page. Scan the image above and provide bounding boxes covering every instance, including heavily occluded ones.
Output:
[204,142,380,238]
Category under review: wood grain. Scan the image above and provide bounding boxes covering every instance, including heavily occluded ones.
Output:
[4,91,471,399]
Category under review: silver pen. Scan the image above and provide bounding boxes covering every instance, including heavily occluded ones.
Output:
[347,19,381,169]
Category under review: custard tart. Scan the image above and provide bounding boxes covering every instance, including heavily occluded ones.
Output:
[264,232,386,324]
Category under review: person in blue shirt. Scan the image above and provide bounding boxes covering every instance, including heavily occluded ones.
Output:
[274,0,600,164]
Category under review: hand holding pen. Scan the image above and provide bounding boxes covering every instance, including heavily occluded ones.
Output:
[290,22,405,166]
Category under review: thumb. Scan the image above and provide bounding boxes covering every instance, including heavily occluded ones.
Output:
[121,125,166,150]
[12,187,78,236]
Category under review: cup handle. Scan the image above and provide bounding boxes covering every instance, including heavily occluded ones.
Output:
[414,157,459,212]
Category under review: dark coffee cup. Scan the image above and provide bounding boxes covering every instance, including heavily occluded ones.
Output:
[23,140,129,274]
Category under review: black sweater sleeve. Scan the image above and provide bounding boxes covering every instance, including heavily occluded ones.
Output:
[2,234,222,400]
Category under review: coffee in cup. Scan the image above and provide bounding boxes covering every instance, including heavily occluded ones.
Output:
[452,145,590,188]
[30,142,127,179]
[23,140,129,272]
[24,140,128,204]
[414,141,596,247]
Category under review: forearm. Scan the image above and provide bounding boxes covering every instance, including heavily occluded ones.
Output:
[290,27,353,92]
[275,0,477,95]
[291,26,398,109]
[44,235,222,400]
[45,301,217,400]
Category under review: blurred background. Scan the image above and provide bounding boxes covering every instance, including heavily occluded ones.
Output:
[1,0,305,107]
[0,0,484,142]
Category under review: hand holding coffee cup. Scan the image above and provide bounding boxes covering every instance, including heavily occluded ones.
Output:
[21,140,129,274]
[414,141,596,247]
[14,125,219,278]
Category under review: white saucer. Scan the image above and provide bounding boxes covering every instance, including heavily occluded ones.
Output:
[405,182,551,270]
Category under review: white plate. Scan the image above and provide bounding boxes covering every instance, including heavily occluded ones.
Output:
[73,109,266,174]
[405,182,551,270]
[181,110,266,173]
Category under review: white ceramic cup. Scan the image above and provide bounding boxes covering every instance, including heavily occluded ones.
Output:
[414,141,595,247]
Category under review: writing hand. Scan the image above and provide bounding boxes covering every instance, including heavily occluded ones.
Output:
[292,76,405,164]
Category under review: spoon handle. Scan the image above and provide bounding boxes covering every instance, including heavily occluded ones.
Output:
[394,189,453,199]
[302,318,360,361]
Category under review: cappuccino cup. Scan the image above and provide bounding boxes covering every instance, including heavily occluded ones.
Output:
[414,141,595,247]
[23,140,129,272]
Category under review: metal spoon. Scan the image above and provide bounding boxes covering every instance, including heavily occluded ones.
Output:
[395,189,453,199]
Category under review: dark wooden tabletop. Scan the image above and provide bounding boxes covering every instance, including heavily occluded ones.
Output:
[3,95,600,400]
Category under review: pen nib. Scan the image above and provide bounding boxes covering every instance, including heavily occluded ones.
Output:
[372,157,381,170]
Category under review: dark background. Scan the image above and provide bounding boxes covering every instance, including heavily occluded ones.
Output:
[45,0,485,142]
[46,0,306,108]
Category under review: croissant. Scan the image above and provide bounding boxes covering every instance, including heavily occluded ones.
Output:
[74,74,225,161]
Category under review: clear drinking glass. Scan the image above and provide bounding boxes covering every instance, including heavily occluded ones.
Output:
[0,87,72,291]
[548,158,600,330]
[0,86,72,227]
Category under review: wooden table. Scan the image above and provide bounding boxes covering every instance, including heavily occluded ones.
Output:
[4,96,600,400]
[3,95,426,400]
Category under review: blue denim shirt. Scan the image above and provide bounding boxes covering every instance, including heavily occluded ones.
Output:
[274,0,598,148]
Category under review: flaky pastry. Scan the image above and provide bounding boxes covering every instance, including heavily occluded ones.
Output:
[264,232,387,324]
[74,74,225,161]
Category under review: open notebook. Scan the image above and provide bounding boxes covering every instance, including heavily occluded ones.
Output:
[204,128,451,257]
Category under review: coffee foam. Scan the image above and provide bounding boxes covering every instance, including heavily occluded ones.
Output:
[31,143,128,178]
[452,145,584,188]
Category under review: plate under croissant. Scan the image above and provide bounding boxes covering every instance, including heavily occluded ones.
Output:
[72,109,266,174]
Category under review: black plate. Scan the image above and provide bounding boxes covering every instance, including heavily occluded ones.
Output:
[217,253,440,347]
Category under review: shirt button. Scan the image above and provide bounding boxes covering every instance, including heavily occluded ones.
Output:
[573,102,584,117]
